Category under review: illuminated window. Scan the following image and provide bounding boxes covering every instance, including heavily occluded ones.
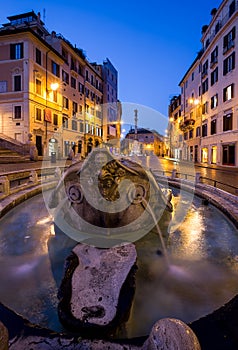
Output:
[36,108,42,121]
[36,79,41,95]
[211,94,218,109]
[223,84,234,101]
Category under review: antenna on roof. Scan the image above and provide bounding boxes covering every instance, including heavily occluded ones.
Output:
[43,8,46,23]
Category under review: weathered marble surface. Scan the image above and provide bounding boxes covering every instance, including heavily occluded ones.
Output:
[58,243,137,335]
[142,318,201,350]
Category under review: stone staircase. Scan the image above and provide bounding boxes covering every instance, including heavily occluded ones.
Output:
[0,134,29,163]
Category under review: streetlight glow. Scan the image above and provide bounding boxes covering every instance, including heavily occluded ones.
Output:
[50,82,59,91]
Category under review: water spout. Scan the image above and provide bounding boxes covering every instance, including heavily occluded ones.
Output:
[142,198,170,267]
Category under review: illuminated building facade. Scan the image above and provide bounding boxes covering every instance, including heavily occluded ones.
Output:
[0,11,118,158]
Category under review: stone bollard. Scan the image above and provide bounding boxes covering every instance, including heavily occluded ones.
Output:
[28,170,38,184]
[55,167,62,179]
[195,172,201,184]
[0,176,10,197]
[0,321,9,350]
[171,169,178,179]
[141,318,201,350]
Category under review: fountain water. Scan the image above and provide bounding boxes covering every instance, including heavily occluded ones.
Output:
[0,154,238,343]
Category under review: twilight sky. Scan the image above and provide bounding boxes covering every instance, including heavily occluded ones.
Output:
[0,0,220,134]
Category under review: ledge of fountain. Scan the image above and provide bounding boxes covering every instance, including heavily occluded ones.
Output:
[166,178,238,229]
[2,292,238,348]
[58,243,138,337]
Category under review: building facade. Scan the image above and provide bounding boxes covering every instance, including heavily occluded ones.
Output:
[0,11,119,159]
[171,0,238,166]
[124,128,165,156]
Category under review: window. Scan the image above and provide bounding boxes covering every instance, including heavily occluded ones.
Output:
[36,48,41,65]
[184,132,188,140]
[202,78,209,94]
[229,0,235,17]
[222,144,235,165]
[14,75,21,91]
[63,115,68,128]
[53,90,57,103]
[36,79,41,95]
[62,48,68,63]
[202,124,207,137]
[62,70,69,84]
[10,43,23,59]
[71,77,76,89]
[36,108,42,121]
[211,94,218,109]
[0,81,7,93]
[72,120,77,131]
[85,104,89,113]
[196,126,201,137]
[211,119,217,135]
[85,70,89,81]
[63,96,69,109]
[85,88,89,98]
[215,21,221,34]
[53,114,58,126]
[79,82,84,94]
[211,67,218,85]
[223,84,234,101]
[202,101,208,114]
[202,60,208,77]
[223,113,233,131]
[71,57,76,71]
[223,27,236,53]
[79,105,83,114]
[189,129,193,139]
[52,61,60,77]
[223,52,235,75]
[80,122,84,132]
[211,46,218,67]
[14,106,21,119]
[91,75,94,85]
[72,101,78,115]
[78,65,82,75]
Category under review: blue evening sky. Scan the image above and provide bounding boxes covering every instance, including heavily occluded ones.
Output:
[0,0,220,134]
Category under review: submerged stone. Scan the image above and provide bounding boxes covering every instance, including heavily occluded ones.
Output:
[58,243,137,336]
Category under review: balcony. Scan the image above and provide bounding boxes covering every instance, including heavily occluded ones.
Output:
[179,118,195,132]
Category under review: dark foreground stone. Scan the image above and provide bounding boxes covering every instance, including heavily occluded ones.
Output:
[190,294,238,350]
[0,303,144,349]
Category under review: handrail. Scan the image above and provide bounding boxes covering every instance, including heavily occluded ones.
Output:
[0,166,66,199]
[0,166,237,199]
[151,169,238,196]
[200,176,238,195]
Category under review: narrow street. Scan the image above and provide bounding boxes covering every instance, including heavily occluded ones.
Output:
[140,156,238,195]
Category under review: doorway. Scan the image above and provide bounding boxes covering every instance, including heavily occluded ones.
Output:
[36,135,43,156]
